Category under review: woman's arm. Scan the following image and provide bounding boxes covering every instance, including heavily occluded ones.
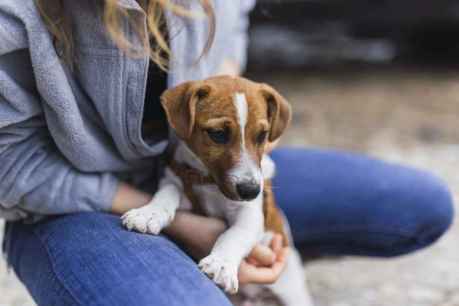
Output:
[223,0,256,72]
[111,182,287,285]
[218,58,241,76]
[111,183,223,260]
[111,183,226,261]
[0,50,119,220]
[111,182,153,214]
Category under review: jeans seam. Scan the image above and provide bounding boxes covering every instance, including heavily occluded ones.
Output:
[30,228,84,306]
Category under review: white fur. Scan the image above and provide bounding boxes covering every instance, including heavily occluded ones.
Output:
[267,213,314,306]
[268,248,314,306]
[229,93,262,187]
[261,155,276,179]
[121,109,313,305]
[192,167,265,293]
[234,92,248,144]
[198,254,239,293]
[122,140,313,305]
[121,168,183,234]
[197,190,264,293]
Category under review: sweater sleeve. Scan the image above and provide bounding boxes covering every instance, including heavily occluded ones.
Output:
[225,0,256,71]
[0,49,119,221]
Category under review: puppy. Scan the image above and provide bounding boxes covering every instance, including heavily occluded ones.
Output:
[122,76,313,306]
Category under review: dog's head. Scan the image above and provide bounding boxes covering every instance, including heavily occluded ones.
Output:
[161,76,291,201]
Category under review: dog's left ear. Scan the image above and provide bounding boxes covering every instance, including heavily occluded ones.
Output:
[161,81,211,139]
[260,84,292,142]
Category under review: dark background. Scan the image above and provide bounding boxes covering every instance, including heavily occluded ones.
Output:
[247,0,459,72]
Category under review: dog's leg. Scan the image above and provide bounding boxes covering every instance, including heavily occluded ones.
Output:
[263,214,314,306]
[266,247,314,306]
[121,168,182,235]
[198,197,264,294]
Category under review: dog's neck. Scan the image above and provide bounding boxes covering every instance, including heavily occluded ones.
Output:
[172,140,209,176]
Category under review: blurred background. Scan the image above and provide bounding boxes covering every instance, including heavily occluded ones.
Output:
[1,1,459,305]
[246,1,459,306]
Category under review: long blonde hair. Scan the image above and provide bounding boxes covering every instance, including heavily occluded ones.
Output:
[35,0,215,70]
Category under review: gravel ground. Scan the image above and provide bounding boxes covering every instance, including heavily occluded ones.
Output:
[1,67,458,306]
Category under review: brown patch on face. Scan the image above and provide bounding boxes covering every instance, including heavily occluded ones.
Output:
[161,75,291,200]
[243,88,271,167]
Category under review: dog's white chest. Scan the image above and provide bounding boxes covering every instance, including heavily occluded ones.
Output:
[176,154,276,221]
[190,184,244,222]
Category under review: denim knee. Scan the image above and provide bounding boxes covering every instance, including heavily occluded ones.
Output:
[386,173,454,256]
[411,175,454,245]
[5,213,233,306]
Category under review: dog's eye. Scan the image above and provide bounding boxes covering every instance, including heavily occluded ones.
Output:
[256,131,268,144]
[207,129,230,144]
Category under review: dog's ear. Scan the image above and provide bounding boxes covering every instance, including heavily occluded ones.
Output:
[161,81,211,139]
[260,84,292,142]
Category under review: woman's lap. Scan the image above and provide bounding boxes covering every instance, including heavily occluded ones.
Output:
[4,147,455,305]
[271,147,454,257]
[4,212,231,306]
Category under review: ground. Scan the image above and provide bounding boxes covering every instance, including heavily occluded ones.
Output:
[1,67,458,306]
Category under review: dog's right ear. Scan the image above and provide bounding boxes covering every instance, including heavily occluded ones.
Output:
[260,83,292,142]
[161,81,211,140]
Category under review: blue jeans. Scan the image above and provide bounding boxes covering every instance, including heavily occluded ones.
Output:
[3,148,454,306]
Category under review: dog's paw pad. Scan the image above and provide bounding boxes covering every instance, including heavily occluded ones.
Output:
[121,210,144,232]
[121,206,171,235]
[199,254,239,294]
[145,217,163,235]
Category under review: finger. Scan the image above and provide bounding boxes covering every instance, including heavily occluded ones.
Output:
[276,246,289,262]
[270,234,282,255]
[246,257,259,266]
[248,244,276,266]
[255,247,289,283]
[240,247,290,285]
[240,261,283,285]
[245,235,282,267]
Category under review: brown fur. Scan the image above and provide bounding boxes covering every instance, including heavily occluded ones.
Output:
[160,76,291,246]
[169,159,288,246]
[263,180,289,246]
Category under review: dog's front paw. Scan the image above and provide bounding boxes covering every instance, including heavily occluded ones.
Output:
[121,205,173,235]
[199,254,239,294]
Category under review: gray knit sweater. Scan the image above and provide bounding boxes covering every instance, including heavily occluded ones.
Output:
[0,0,254,220]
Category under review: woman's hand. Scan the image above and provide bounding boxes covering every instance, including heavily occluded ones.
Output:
[111,184,287,285]
[164,211,227,259]
[164,212,287,285]
[239,234,288,285]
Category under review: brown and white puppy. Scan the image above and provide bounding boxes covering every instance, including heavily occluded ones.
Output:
[122,76,313,306]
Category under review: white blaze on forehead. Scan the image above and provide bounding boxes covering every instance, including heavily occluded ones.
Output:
[234,92,248,143]
[230,92,262,185]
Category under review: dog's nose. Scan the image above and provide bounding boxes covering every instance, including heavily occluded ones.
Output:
[236,182,261,201]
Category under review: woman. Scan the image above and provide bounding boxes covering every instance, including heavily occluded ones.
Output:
[0,1,454,305]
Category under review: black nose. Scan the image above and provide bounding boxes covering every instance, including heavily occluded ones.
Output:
[236,182,261,200]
